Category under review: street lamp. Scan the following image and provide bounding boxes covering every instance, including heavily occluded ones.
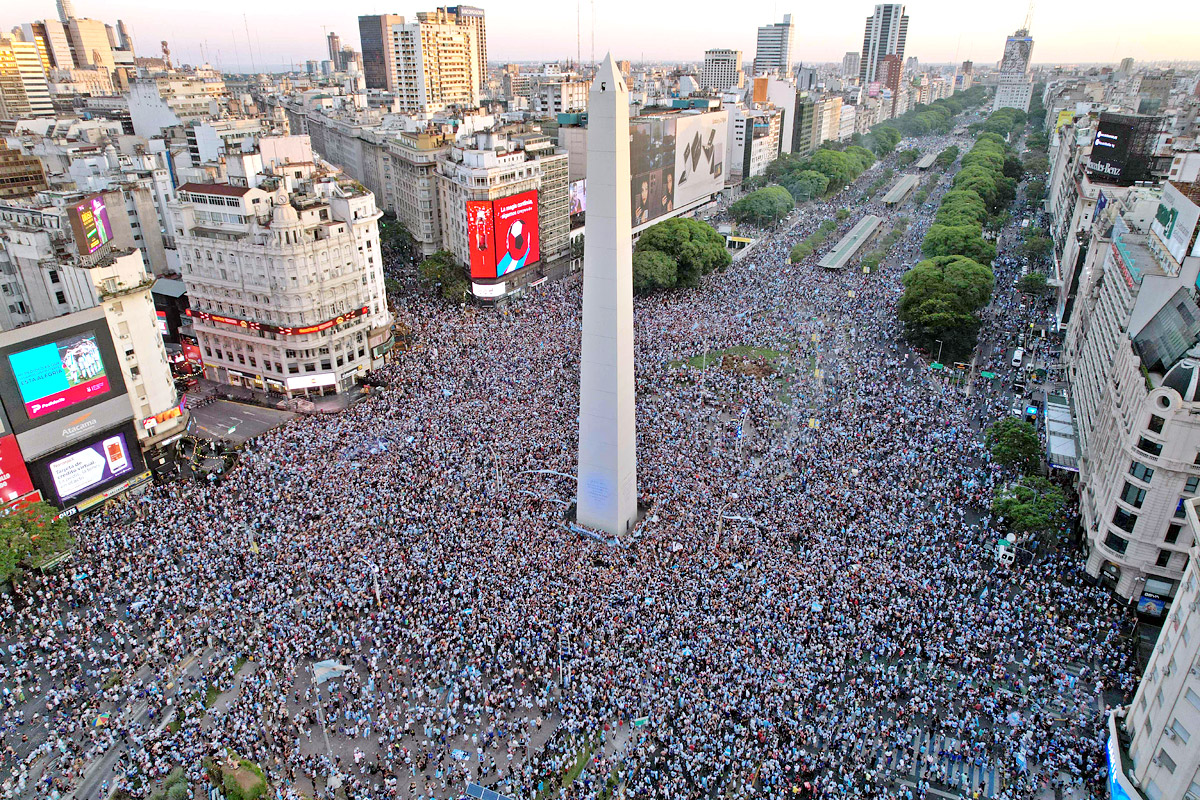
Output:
[935,339,944,365]
[360,559,381,607]
[715,492,739,548]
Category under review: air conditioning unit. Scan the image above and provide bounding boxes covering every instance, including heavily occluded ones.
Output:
[1165,729,1177,740]
[1163,666,1172,677]
[1190,666,1200,677]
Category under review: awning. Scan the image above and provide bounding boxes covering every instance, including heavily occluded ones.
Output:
[1045,393,1078,472]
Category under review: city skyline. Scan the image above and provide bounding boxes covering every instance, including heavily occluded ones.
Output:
[26,0,1200,73]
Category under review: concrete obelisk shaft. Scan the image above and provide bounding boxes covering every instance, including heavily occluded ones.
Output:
[576,54,637,537]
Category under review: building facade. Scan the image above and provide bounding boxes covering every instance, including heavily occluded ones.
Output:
[860,4,908,87]
[701,49,743,92]
[753,16,794,77]
[993,28,1034,113]
[358,14,405,92]
[391,15,480,113]
[0,37,53,120]
[172,179,393,396]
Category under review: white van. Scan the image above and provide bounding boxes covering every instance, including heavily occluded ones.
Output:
[1011,348,1025,368]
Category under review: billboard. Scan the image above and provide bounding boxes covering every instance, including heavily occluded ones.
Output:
[493,191,540,276]
[674,112,727,210]
[466,199,497,279]
[14,394,137,462]
[68,194,114,256]
[1086,119,1132,180]
[1085,113,1160,185]
[1151,182,1200,264]
[45,430,135,503]
[569,180,587,216]
[631,116,676,226]
[467,192,541,279]
[1054,110,1074,131]
[7,331,112,420]
[0,435,35,504]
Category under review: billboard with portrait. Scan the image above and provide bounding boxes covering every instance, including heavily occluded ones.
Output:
[631,116,677,226]
[6,331,113,420]
[492,191,540,276]
[68,194,114,256]
[569,180,587,216]
[466,200,497,280]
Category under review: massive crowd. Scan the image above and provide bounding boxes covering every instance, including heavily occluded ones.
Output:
[0,128,1137,800]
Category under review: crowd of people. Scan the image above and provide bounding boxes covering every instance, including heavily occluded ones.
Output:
[0,124,1138,800]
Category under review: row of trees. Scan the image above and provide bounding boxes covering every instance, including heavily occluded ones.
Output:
[729,186,795,225]
[986,417,1070,543]
[934,145,960,169]
[789,219,839,263]
[863,85,991,150]
[632,218,731,294]
[900,118,1032,360]
[765,145,877,199]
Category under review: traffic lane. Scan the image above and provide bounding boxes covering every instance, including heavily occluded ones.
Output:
[187,400,295,444]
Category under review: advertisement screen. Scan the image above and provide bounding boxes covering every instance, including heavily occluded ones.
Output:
[47,431,134,503]
[0,435,35,504]
[69,194,113,256]
[492,190,540,276]
[569,180,587,216]
[466,200,497,279]
[631,116,676,226]
[1151,182,1200,264]
[182,342,204,364]
[7,331,112,419]
[673,113,727,211]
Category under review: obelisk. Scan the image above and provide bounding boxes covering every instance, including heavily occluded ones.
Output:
[576,54,638,537]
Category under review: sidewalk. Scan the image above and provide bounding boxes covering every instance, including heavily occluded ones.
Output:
[189,377,366,414]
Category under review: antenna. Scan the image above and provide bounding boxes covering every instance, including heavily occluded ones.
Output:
[244,14,256,73]
[576,0,580,69]
[1023,0,1034,33]
[590,0,595,66]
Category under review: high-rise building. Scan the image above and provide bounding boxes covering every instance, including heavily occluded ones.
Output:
[172,179,393,396]
[842,51,860,78]
[20,20,73,71]
[753,14,794,77]
[67,17,114,70]
[116,19,133,53]
[358,14,405,91]
[700,48,743,92]
[391,15,480,112]
[327,31,341,65]
[55,0,74,26]
[859,4,908,86]
[993,28,1034,113]
[0,37,53,120]
[421,6,487,90]
[0,141,47,198]
[1119,57,1135,75]
[1113,495,1200,800]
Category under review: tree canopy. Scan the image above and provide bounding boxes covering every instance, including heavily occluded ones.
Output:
[729,186,794,225]
[993,476,1068,538]
[632,217,731,293]
[898,255,994,361]
[922,223,997,264]
[0,502,74,585]
[986,417,1042,473]
[418,250,471,304]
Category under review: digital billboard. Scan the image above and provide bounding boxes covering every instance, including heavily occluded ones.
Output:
[1086,113,1161,186]
[0,435,35,504]
[46,430,135,503]
[569,180,587,216]
[68,194,114,256]
[466,200,497,279]
[7,331,112,420]
[492,191,540,276]
[627,111,727,229]
[1086,119,1132,180]
[1150,182,1200,264]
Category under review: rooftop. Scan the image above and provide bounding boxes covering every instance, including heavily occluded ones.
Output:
[177,182,253,197]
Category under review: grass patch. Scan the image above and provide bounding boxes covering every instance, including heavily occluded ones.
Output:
[672,346,782,369]
[103,672,123,690]
[204,685,220,708]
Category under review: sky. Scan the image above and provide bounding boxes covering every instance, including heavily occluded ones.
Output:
[33,0,1200,71]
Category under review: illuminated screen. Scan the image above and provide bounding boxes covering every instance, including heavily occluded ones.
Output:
[466,200,497,279]
[492,190,540,276]
[7,331,112,419]
[0,435,35,504]
[70,195,113,255]
[48,432,133,502]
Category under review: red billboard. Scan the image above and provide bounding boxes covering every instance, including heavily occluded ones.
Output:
[0,435,35,504]
[492,190,540,276]
[467,200,497,279]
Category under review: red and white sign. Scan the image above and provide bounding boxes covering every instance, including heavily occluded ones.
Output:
[0,435,35,504]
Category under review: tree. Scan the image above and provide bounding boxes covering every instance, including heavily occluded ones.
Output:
[986,417,1042,473]
[0,502,73,584]
[935,145,960,169]
[729,186,794,225]
[809,149,858,190]
[898,255,994,360]
[1022,234,1053,261]
[1018,272,1048,295]
[994,476,1067,538]
[867,126,902,156]
[922,223,997,264]
[632,248,677,294]
[417,250,470,304]
[781,170,830,203]
[632,217,731,293]
[896,149,920,168]
[1026,179,1047,205]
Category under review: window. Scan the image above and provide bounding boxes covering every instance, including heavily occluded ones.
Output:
[1148,414,1166,434]
[1130,461,1155,482]
[1120,482,1147,508]
[1144,780,1162,800]
[1176,499,1188,519]
[1186,688,1200,714]
[49,269,59,283]
[1166,525,1182,544]
[1187,476,1200,494]
[1157,550,1172,568]
[1138,437,1163,457]
[1112,507,1138,534]
[1171,719,1192,744]
[55,291,66,304]
[130,366,139,377]
[1158,749,1176,773]
[1104,532,1129,554]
